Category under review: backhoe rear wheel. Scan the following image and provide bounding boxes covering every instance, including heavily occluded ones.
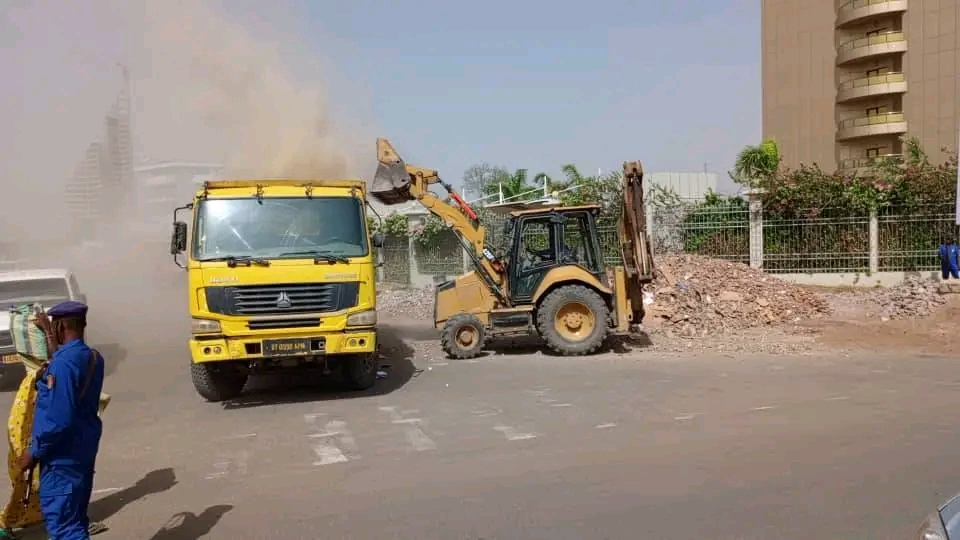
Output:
[441,313,487,359]
[536,285,609,356]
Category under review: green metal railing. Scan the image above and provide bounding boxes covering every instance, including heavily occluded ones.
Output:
[838,112,905,130]
[837,72,905,90]
[838,31,905,52]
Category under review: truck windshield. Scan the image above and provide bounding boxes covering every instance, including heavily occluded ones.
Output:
[192,196,369,261]
[0,279,70,308]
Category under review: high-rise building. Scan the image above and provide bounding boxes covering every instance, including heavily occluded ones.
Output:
[761,0,959,172]
[64,68,134,240]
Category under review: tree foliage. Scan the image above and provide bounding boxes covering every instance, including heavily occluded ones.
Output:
[462,163,511,200]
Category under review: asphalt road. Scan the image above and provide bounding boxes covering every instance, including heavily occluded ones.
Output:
[1,310,957,539]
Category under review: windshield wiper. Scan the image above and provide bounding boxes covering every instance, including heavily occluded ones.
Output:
[201,255,271,267]
[279,250,350,264]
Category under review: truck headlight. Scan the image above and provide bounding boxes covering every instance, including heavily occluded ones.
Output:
[913,512,948,540]
[346,309,377,327]
[191,318,222,334]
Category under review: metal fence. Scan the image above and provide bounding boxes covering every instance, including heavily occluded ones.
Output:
[374,202,956,286]
[762,208,871,273]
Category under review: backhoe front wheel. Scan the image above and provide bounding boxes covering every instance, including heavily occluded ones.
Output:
[441,313,487,359]
[536,285,609,356]
[191,361,248,402]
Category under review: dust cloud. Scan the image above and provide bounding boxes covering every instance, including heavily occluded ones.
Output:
[0,0,371,352]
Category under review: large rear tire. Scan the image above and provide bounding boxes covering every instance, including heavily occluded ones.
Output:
[342,353,378,391]
[440,313,487,360]
[536,285,609,356]
[191,361,248,402]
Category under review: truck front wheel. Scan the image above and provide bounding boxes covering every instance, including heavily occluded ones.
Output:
[342,353,378,391]
[191,361,248,402]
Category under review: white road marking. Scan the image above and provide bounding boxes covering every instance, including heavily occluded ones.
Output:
[430,362,449,366]
[751,405,777,411]
[493,425,537,441]
[380,406,436,451]
[825,396,850,401]
[92,487,120,495]
[594,423,617,429]
[305,414,355,466]
[550,403,572,408]
[673,414,697,421]
[206,433,255,479]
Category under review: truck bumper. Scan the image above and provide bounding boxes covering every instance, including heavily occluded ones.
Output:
[190,329,377,364]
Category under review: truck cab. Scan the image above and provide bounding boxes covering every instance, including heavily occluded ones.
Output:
[170,180,383,402]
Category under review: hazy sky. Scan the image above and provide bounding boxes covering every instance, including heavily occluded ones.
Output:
[1,0,758,219]
[300,0,761,194]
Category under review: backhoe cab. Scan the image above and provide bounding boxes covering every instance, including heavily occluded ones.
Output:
[369,138,654,359]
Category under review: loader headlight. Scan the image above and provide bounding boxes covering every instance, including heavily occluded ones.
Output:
[191,318,222,334]
[346,309,377,327]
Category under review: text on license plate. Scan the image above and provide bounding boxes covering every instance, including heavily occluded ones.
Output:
[262,338,312,357]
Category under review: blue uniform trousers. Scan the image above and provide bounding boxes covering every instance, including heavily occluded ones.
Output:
[39,465,94,540]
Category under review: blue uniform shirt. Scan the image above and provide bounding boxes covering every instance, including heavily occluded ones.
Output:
[31,339,104,468]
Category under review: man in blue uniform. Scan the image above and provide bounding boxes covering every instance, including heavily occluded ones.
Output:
[938,241,960,279]
[16,301,104,540]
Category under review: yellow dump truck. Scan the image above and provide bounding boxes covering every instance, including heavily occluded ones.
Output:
[169,180,383,402]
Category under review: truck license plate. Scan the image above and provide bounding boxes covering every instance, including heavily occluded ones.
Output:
[262,338,311,357]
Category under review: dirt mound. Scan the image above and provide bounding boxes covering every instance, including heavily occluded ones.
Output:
[645,254,832,337]
[378,285,433,320]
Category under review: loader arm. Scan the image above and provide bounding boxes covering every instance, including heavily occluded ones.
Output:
[372,138,509,302]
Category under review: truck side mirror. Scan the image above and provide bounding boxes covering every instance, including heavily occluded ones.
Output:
[371,231,385,248]
[171,221,188,255]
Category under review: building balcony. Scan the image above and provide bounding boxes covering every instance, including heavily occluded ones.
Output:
[836,31,907,65]
[836,0,908,28]
[839,153,903,171]
[836,112,907,140]
[836,72,907,103]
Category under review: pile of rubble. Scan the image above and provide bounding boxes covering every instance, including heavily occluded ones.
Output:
[377,285,434,320]
[645,254,832,337]
[851,276,946,320]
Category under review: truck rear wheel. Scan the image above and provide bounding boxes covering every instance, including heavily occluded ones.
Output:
[191,361,248,402]
[536,285,609,356]
[342,353,378,391]
[440,313,487,359]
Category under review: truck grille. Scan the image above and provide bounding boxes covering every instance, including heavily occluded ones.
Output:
[205,282,359,316]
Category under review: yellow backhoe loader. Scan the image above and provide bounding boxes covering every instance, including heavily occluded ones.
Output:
[370,138,655,359]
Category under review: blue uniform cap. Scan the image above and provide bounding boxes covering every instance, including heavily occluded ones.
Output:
[47,300,88,319]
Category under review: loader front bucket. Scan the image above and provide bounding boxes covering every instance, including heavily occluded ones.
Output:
[370,138,414,205]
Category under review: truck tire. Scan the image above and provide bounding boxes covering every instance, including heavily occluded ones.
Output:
[440,313,487,359]
[342,353,378,391]
[536,285,609,356]
[191,361,248,402]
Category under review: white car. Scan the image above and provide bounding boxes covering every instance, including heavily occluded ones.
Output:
[0,268,85,367]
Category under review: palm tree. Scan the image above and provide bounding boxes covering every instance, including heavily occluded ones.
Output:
[731,139,780,188]
[483,168,536,203]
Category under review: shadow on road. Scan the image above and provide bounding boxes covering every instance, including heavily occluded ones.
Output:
[221,324,418,410]
[89,467,178,523]
[149,505,233,540]
[486,331,654,357]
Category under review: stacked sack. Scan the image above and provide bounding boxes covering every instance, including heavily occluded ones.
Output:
[8,304,48,371]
